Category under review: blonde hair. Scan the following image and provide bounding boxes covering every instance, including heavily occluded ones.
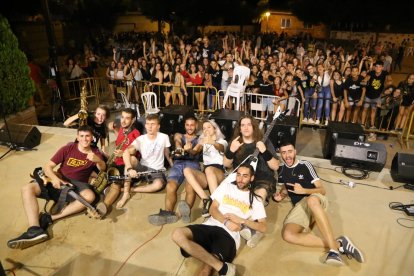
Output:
[199,120,225,141]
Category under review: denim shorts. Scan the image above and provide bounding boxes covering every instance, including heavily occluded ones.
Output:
[168,160,200,184]
[364,96,380,108]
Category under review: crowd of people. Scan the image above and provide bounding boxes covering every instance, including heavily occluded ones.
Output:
[62,31,414,133]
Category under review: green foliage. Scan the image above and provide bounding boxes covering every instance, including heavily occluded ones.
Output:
[0,14,35,115]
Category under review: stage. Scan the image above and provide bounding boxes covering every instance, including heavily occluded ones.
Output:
[1,126,413,276]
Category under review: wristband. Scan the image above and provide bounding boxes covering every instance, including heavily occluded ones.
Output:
[225,149,235,160]
[262,150,273,161]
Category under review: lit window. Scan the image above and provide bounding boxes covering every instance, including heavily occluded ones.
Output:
[281,18,291,28]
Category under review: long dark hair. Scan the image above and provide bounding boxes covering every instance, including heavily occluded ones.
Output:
[231,114,263,143]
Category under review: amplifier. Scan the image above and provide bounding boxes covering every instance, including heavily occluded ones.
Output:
[331,138,387,172]
[209,109,245,141]
[266,116,299,150]
[323,122,364,159]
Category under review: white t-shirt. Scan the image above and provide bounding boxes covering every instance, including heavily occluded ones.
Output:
[204,181,266,249]
[202,139,227,166]
[130,132,171,170]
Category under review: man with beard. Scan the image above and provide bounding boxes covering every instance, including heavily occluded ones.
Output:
[172,164,266,276]
[100,108,141,211]
[274,141,364,266]
[147,115,200,226]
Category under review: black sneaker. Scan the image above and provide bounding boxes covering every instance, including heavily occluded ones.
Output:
[7,226,48,249]
[39,213,53,231]
[201,198,212,218]
[325,250,344,266]
[337,235,365,263]
[148,209,178,226]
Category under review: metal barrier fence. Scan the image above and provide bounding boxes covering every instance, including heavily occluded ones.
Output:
[64,77,103,104]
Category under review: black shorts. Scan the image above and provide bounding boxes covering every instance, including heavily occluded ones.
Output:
[180,225,236,263]
[204,164,225,172]
[401,95,414,107]
[35,178,92,203]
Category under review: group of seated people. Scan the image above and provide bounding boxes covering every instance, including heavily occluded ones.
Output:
[8,105,366,275]
[98,31,413,132]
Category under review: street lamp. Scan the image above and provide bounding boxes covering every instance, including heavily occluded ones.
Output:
[265,12,270,33]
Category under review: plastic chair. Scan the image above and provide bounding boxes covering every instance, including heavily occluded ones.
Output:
[222,65,250,110]
[141,92,160,115]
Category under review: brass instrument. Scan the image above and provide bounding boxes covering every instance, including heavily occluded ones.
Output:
[91,131,130,193]
[78,79,88,126]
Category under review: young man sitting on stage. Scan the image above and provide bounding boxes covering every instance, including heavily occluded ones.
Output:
[147,115,200,226]
[7,125,106,249]
[274,141,364,265]
[172,164,267,276]
[122,114,173,198]
[99,108,141,211]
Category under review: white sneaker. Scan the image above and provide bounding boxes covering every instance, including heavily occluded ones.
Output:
[315,119,320,125]
[259,121,264,130]
[325,120,329,126]
[247,232,264,248]
[240,227,252,241]
[221,262,236,276]
[308,118,315,124]
[302,118,308,123]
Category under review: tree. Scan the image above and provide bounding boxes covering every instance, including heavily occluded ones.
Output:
[0,15,35,115]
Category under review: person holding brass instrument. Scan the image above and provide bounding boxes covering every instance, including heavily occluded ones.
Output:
[64,105,110,151]
[7,126,106,249]
[96,108,141,213]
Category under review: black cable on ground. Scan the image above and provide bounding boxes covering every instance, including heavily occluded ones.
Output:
[341,167,370,180]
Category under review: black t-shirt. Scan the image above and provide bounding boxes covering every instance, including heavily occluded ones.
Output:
[87,115,107,148]
[254,79,274,96]
[333,81,345,98]
[208,67,222,89]
[233,140,277,184]
[305,73,317,89]
[277,160,319,206]
[366,71,388,99]
[344,76,365,100]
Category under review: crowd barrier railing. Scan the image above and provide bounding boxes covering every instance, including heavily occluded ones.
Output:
[64,77,102,105]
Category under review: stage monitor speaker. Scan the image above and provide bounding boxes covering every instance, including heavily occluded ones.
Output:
[323,121,365,159]
[210,109,245,141]
[0,124,41,149]
[159,105,194,135]
[266,116,299,150]
[391,153,414,183]
[331,138,386,172]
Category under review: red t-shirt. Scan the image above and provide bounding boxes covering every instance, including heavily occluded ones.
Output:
[51,142,104,183]
[189,73,203,85]
[114,128,141,165]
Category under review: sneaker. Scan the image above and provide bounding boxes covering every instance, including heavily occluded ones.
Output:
[302,118,308,123]
[308,118,315,124]
[39,213,53,231]
[240,226,252,241]
[220,262,236,276]
[369,126,377,130]
[325,250,344,266]
[148,209,178,226]
[324,120,329,126]
[258,121,264,130]
[247,232,264,248]
[337,236,365,263]
[315,119,321,125]
[201,198,212,218]
[7,226,48,249]
[178,200,191,223]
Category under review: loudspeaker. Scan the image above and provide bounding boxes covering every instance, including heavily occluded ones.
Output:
[323,121,365,159]
[331,138,387,172]
[391,153,414,183]
[0,124,41,149]
[266,116,299,150]
[159,105,194,135]
[209,109,245,141]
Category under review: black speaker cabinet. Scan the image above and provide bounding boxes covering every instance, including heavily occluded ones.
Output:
[323,121,365,159]
[391,153,414,183]
[331,138,387,172]
[0,124,41,149]
[266,116,299,150]
[210,109,245,141]
[159,105,194,135]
